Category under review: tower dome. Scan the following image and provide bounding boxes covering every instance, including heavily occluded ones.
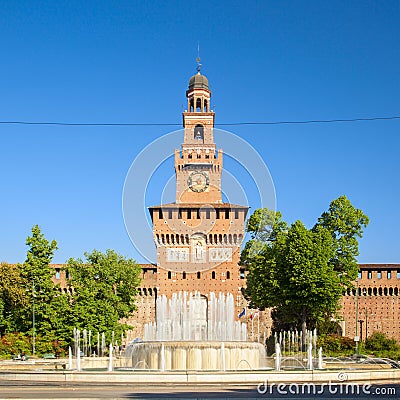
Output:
[188,72,209,90]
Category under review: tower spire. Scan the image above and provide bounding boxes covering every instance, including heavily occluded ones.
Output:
[196,43,202,74]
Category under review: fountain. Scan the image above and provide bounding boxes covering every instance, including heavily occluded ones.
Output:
[274,329,322,370]
[125,291,267,371]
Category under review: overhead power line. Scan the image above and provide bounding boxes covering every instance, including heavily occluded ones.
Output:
[0,115,399,127]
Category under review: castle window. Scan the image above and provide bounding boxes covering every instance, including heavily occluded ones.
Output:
[225,209,230,219]
[235,210,239,219]
[167,271,172,279]
[212,271,216,279]
[204,99,208,112]
[158,209,163,219]
[197,271,201,279]
[367,271,372,279]
[358,272,362,279]
[187,209,191,219]
[397,271,400,279]
[183,271,186,279]
[188,153,192,159]
[377,271,382,279]
[168,210,172,219]
[55,268,60,280]
[226,271,230,279]
[388,271,392,279]
[240,268,245,279]
[194,124,204,141]
[65,270,70,279]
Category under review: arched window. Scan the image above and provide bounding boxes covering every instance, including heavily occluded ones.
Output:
[182,271,186,279]
[204,99,208,112]
[212,271,216,279]
[167,271,172,279]
[226,271,230,279]
[190,98,194,112]
[196,98,202,112]
[194,124,204,141]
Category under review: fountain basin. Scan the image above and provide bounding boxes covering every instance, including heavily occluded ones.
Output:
[126,341,266,371]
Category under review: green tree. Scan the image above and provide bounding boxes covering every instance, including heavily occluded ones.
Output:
[313,195,369,286]
[20,225,62,351]
[242,197,368,338]
[0,263,29,335]
[244,220,339,338]
[64,249,142,342]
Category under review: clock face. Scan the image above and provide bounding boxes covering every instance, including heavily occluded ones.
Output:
[188,171,209,192]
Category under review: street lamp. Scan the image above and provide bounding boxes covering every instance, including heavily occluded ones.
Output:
[32,280,36,355]
[355,280,359,357]
[29,280,42,356]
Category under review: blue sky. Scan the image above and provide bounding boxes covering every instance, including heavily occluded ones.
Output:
[0,1,399,264]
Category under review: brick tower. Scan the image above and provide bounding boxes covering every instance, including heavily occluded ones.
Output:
[148,65,249,318]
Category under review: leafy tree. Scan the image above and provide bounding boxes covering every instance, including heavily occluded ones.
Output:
[313,195,369,287]
[0,263,29,335]
[64,249,142,342]
[242,197,368,339]
[19,225,63,349]
[245,220,339,338]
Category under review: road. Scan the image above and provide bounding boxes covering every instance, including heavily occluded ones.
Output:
[0,381,399,399]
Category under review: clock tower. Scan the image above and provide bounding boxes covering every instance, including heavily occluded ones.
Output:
[175,69,222,204]
[148,64,248,313]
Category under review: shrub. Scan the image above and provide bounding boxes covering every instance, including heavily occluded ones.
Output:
[0,333,31,357]
[317,334,354,355]
[365,332,400,359]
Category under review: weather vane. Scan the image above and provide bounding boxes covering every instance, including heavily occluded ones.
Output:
[196,43,202,73]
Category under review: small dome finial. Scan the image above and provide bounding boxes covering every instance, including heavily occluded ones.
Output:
[196,43,202,74]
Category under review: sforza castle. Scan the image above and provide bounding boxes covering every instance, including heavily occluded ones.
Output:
[53,68,399,343]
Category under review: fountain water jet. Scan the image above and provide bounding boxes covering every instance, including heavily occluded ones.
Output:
[126,291,266,371]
